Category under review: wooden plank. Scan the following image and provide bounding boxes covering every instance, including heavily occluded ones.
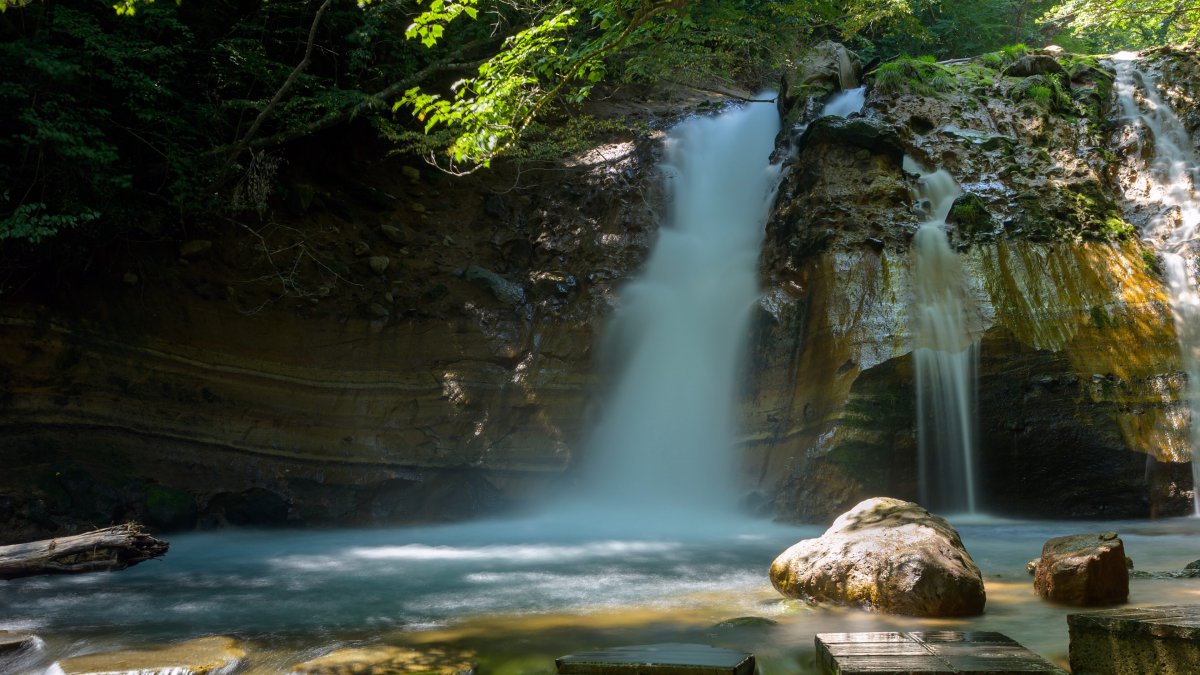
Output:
[556,643,753,675]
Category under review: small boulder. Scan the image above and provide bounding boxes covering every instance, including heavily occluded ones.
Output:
[380,224,407,245]
[55,636,244,675]
[178,240,213,259]
[0,631,41,674]
[1033,532,1129,605]
[462,265,525,305]
[368,256,391,274]
[1002,54,1066,78]
[769,497,985,617]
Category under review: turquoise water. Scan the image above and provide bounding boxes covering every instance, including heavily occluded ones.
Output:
[3,515,1199,673]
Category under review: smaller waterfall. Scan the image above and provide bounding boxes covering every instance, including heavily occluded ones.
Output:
[906,156,980,513]
[1113,54,1200,515]
[821,87,866,118]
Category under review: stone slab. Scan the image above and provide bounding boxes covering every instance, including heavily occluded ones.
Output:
[556,643,753,675]
[1068,605,1200,674]
[816,632,1065,674]
[56,636,245,675]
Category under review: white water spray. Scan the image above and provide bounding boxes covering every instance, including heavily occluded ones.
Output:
[1112,54,1200,515]
[568,98,782,531]
[906,156,980,513]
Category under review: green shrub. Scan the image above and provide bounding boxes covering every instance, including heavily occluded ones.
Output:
[871,56,956,96]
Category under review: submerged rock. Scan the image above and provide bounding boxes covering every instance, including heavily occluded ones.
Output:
[0,631,42,674]
[1033,532,1129,605]
[290,645,476,675]
[769,497,985,617]
[56,636,245,675]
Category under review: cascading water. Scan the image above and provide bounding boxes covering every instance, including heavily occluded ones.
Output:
[906,156,980,513]
[1112,54,1200,515]
[568,97,782,532]
[821,86,866,118]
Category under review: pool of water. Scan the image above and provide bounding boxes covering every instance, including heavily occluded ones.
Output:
[3,515,1199,673]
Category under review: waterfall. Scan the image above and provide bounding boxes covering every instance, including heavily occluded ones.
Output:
[568,97,782,531]
[1113,54,1200,515]
[906,156,980,513]
[821,87,866,118]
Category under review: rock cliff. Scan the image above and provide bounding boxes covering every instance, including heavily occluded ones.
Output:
[747,45,1198,521]
[3,46,1200,538]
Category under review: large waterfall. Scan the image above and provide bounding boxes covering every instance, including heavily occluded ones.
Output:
[568,97,782,531]
[906,156,980,513]
[1113,54,1200,514]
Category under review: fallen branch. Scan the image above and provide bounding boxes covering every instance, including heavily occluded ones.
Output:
[0,524,169,580]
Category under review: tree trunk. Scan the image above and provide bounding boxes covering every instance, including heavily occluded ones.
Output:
[0,524,169,580]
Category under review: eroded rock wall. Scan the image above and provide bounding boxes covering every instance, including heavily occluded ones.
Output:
[0,100,689,542]
[749,48,1198,521]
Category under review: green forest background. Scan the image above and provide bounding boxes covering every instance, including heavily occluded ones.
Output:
[1,0,1196,250]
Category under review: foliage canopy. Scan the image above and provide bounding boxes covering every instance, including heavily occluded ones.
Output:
[0,0,1197,245]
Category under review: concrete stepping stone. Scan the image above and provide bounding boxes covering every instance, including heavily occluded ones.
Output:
[816,631,1065,674]
[1068,604,1200,674]
[556,643,754,675]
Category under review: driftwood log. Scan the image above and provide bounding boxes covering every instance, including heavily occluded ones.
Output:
[0,524,168,580]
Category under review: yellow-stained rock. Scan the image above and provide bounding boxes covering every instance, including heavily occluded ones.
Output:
[56,636,245,675]
[289,645,476,675]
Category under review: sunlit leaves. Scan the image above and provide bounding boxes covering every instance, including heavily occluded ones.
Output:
[1041,0,1200,49]
[404,0,480,48]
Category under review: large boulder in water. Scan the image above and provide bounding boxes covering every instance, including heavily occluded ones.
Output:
[769,497,985,617]
[1033,532,1128,605]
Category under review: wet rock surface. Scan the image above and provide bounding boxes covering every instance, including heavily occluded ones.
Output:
[55,636,245,675]
[1034,532,1129,606]
[0,84,720,541]
[751,47,1198,522]
[290,645,476,675]
[769,497,985,617]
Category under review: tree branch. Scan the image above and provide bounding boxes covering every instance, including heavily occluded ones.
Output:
[217,0,333,182]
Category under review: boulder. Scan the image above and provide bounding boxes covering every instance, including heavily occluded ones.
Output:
[0,631,41,674]
[1034,532,1129,605]
[1002,54,1067,78]
[56,636,244,675]
[178,239,213,259]
[368,256,391,274]
[787,41,861,91]
[779,41,861,122]
[462,265,525,305]
[769,497,985,616]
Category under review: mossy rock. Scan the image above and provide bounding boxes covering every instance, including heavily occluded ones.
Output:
[947,193,996,240]
[799,116,905,160]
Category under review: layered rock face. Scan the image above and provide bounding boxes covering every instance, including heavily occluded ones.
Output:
[746,47,1198,521]
[0,104,679,541]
